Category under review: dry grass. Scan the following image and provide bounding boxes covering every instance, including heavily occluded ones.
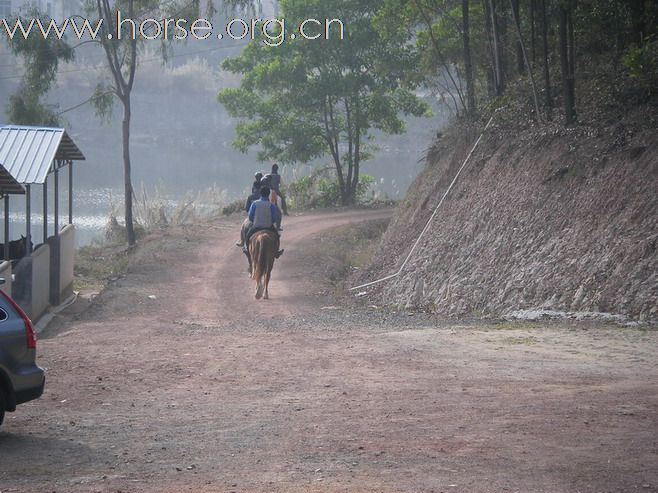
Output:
[296,218,390,295]
[74,243,131,292]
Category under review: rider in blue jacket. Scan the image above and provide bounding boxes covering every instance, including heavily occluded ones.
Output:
[244,186,284,258]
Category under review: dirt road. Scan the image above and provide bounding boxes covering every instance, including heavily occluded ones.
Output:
[1,209,657,493]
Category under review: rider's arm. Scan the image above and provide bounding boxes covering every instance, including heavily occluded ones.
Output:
[270,203,280,225]
[248,202,256,222]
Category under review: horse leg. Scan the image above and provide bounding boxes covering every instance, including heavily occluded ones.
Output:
[263,259,274,300]
[244,249,252,275]
[256,278,264,299]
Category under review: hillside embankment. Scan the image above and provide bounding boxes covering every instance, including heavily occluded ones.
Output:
[355,108,657,322]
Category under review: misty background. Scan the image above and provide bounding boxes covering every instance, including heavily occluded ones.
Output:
[0,0,449,245]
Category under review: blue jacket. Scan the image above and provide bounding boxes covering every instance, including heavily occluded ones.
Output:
[248,197,280,228]
[245,192,259,213]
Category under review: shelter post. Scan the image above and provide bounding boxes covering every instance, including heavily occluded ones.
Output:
[54,168,59,235]
[68,163,72,225]
[26,184,31,255]
[3,195,8,260]
[43,180,48,243]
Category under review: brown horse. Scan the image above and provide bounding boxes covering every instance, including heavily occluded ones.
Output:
[248,229,279,299]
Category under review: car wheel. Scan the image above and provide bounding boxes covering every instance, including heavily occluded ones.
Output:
[0,388,5,427]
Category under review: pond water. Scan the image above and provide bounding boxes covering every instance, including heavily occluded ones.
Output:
[1,187,231,248]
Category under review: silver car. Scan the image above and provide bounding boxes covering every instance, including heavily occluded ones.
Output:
[0,279,45,427]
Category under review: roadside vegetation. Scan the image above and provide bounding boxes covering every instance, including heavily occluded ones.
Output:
[74,184,231,292]
[74,243,130,293]
[223,172,397,216]
[296,218,391,296]
[284,169,391,210]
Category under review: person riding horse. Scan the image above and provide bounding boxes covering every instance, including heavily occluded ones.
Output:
[265,164,288,216]
[261,164,287,230]
[242,186,283,272]
[252,171,264,196]
[236,171,264,248]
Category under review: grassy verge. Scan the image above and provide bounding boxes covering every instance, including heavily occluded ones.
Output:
[74,243,132,292]
[296,218,389,296]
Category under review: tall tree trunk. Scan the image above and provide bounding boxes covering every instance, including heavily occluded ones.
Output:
[559,2,576,124]
[511,0,524,74]
[509,0,541,119]
[99,0,138,246]
[462,0,477,114]
[488,0,505,95]
[530,0,536,68]
[483,0,496,97]
[412,0,466,113]
[121,95,136,245]
[541,0,552,120]
[323,96,346,204]
[351,98,362,205]
[567,4,576,118]
[629,0,646,46]
[498,0,509,84]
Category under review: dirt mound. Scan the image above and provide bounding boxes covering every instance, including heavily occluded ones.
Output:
[354,115,658,321]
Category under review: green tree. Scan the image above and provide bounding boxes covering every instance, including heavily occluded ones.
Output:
[376,0,488,116]
[4,1,256,246]
[5,11,74,125]
[89,0,257,245]
[218,0,430,205]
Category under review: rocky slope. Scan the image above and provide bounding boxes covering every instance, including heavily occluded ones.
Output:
[354,109,657,322]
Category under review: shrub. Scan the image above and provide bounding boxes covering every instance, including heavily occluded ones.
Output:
[286,167,377,209]
[622,38,658,96]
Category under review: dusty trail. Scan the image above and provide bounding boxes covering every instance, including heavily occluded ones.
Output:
[0,209,657,493]
[180,209,393,325]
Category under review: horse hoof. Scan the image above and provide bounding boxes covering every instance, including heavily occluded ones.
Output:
[256,285,264,299]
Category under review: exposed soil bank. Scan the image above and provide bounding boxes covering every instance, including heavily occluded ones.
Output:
[355,117,657,321]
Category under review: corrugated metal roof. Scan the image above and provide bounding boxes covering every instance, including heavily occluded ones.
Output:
[0,163,25,195]
[0,126,85,185]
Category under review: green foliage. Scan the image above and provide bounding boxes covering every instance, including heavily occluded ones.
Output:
[316,178,341,208]
[286,168,376,209]
[376,0,486,115]
[90,82,115,122]
[622,39,658,95]
[5,11,74,125]
[218,0,430,205]
[285,168,337,209]
[285,175,315,209]
[356,174,375,202]
[6,92,62,126]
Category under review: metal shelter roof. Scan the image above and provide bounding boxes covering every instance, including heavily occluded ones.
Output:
[0,125,85,185]
[0,163,25,195]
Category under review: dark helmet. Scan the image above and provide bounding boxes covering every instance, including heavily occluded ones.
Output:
[271,163,279,172]
[255,171,263,180]
[260,186,271,198]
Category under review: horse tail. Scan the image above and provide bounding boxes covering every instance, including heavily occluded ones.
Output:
[251,234,271,283]
[251,235,262,281]
[250,232,276,283]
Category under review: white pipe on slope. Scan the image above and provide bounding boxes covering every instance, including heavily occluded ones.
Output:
[349,114,496,292]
